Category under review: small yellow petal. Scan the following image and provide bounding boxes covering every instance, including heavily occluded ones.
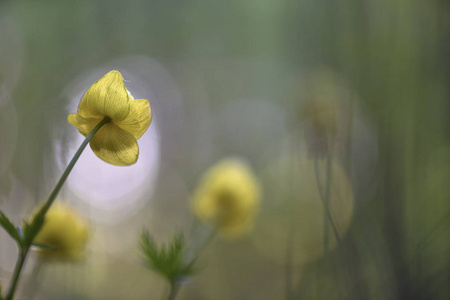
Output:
[89,123,139,166]
[116,99,152,139]
[79,70,130,121]
[67,113,104,136]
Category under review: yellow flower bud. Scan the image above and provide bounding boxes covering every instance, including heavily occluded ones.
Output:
[68,70,152,166]
[191,159,261,238]
[32,204,90,261]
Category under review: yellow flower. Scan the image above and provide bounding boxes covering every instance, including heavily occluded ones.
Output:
[299,68,348,156]
[32,204,90,260]
[191,159,261,237]
[68,70,152,166]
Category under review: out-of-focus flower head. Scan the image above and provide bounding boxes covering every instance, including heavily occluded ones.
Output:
[32,203,90,261]
[299,68,350,157]
[68,70,152,166]
[191,159,261,238]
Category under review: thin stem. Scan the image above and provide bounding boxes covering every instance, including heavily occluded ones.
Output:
[6,250,26,300]
[313,156,342,248]
[167,280,181,300]
[174,227,216,300]
[195,228,217,258]
[5,118,109,300]
[40,117,110,216]
[323,153,332,251]
[345,94,355,182]
[185,222,216,264]
[285,138,297,300]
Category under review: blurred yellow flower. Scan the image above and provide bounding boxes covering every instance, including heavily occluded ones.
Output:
[32,204,90,260]
[296,67,350,156]
[191,159,261,237]
[68,70,152,166]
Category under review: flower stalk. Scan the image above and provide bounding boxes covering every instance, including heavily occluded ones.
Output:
[5,249,26,300]
[4,117,109,300]
[165,229,217,300]
[40,117,110,216]
[313,155,342,251]
[167,280,181,300]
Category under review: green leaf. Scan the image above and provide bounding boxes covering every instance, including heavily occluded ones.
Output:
[32,242,57,250]
[0,210,21,245]
[140,231,197,282]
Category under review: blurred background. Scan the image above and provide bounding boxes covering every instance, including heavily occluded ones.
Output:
[1,0,450,299]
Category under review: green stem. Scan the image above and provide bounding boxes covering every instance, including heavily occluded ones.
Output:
[40,117,110,216]
[323,153,332,251]
[185,224,217,263]
[167,280,181,300]
[313,156,342,249]
[171,227,216,300]
[5,249,26,300]
[195,228,217,258]
[5,117,109,300]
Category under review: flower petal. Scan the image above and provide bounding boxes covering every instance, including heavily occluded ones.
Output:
[67,113,104,136]
[79,70,130,121]
[116,99,152,139]
[89,123,139,166]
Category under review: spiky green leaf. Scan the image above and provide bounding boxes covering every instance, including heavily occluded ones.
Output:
[140,231,197,282]
[0,211,22,245]
[32,242,57,250]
